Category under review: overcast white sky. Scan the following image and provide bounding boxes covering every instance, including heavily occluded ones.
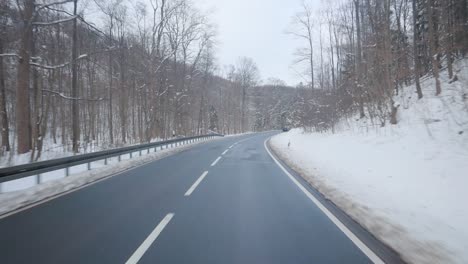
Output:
[199,0,321,86]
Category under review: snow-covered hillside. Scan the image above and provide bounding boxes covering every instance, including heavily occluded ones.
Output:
[271,60,468,263]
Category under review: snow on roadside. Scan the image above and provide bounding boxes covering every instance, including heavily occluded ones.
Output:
[0,139,215,217]
[0,137,166,168]
[270,61,468,263]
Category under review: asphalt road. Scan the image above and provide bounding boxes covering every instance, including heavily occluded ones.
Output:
[0,132,399,264]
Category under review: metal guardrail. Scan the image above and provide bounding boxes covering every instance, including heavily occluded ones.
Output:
[0,134,223,186]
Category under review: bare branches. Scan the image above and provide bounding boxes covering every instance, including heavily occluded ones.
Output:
[33,15,77,26]
[33,0,74,19]
[0,54,21,59]
[42,89,105,101]
[30,61,69,70]
[2,0,260,155]
[29,54,88,70]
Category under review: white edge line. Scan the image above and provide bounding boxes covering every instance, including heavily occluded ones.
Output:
[263,138,384,264]
[222,149,229,155]
[184,171,209,196]
[125,213,174,264]
[210,156,222,167]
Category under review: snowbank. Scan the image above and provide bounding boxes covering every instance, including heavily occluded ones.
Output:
[270,60,468,263]
[0,137,166,168]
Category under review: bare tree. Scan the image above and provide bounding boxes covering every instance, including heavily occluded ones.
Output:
[0,0,10,152]
[15,0,34,154]
[235,57,259,132]
[71,0,79,152]
[289,1,316,88]
[427,0,442,95]
[412,0,423,99]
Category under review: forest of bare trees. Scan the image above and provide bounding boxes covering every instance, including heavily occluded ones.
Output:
[289,0,468,132]
[0,0,269,161]
[1,0,467,162]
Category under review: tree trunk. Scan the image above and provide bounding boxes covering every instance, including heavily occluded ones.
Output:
[328,20,336,90]
[31,32,39,161]
[108,23,114,145]
[413,0,423,99]
[16,0,34,154]
[427,0,442,95]
[71,0,80,153]
[355,0,365,118]
[308,29,314,89]
[0,37,10,151]
[119,40,127,144]
[445,0,454,79]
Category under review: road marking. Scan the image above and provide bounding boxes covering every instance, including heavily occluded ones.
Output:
[125,213,174,264]
[263,139,384,264]
[210,156,221,167]
[184,171,209,196]
[228,134,258,149]
[222,149,229,155]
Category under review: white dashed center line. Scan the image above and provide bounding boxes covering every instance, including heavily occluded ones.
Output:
[222,149,229,155]
[125,213,174,264]
[184,171,209,196]
[211,156,222,167]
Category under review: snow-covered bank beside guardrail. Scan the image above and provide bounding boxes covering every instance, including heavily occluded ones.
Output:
[270,63,468,264]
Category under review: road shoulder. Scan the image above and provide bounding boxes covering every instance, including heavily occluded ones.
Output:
[265,137,406,264]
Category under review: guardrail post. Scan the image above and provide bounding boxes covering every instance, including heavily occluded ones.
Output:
[65,167,70,177]
[130,152,133,159]
[118,154,121,162]
[104,158,108,165]
[139,150,142,156]
[147,148,150,154]
[36,174,41,185]
[87,162,91,171]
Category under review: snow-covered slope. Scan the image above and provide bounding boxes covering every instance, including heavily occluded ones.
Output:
[270,60,468,263]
